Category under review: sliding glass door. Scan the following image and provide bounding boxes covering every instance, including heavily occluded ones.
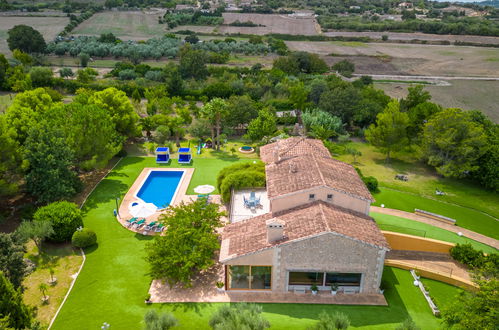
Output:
[227,265,272,290]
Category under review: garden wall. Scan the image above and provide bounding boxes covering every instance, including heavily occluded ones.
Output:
[382,231,455,254]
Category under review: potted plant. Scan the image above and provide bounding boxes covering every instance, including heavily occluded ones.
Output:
[331,283,339,295]
[145,293,152,304]
[216,281,225,292]
[311,284,319,295]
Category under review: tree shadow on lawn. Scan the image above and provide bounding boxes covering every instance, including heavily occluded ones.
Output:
[159,302,214,315]
[113,156,145,171]
[28,242,79,269]
[259,268,410,328]
[81,179,129,212]
[372,157,429,176]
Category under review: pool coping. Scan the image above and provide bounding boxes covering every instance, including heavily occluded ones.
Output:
[117,167,195,232]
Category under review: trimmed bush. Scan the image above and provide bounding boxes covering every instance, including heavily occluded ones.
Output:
[362,176,379,193]
[217,162,266,203]
[33,201,83,243]
[71,228,97,248]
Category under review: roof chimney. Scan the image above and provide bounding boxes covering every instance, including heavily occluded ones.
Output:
[266,219,285,243]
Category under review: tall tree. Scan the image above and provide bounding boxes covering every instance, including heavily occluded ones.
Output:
[225,95,258,129]
[146,200,224,288]
[0,271,34,330]
[179,44,208,80]
[5,88,54,145]
[365,100,409,161]
[0,115,21,197]
[7,25,46,53]
[24,123,80,204]
[87,87,140,138]
[245,108,277,142]
[47,103,122,170]
[400,85,431,112]
[319,83,360,126]
[421,108,487,178]
[0,233,26,289]
[201,98,229,150]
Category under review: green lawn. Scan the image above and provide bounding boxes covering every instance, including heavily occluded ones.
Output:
[372,212,497,254]
[51,156,462,329]
[336,142,499,239]
[372,189,499,240]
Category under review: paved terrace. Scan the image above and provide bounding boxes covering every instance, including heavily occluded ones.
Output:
[117,167,226,234]
[229,188,270,223]
[149,263,387,306]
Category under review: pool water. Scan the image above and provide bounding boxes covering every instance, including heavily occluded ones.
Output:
[136,171,184,209]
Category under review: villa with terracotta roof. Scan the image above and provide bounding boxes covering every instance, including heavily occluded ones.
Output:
[219,137,390,296]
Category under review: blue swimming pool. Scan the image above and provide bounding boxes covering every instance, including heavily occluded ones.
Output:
[136,171,184,209]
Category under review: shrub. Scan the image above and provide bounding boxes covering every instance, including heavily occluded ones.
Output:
[396,318,420,330]
[71,228,97,248]
[332,59,355,77]
[311,311,350,330]
[450,244,485,268]
[33,201,83,243]
[30,67,53,87]
[362,176,379,193]
[118,69,137,80]
[59,67,74,78]
[217,162,266,202]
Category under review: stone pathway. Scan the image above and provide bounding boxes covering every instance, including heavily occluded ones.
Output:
[371,206,499,250]
[386,250,470,282]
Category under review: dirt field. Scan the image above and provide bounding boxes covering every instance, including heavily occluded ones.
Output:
[0,16,69,54]
[286,41,499,77]
[220,13,319,35]
[376,80,499,122]
[324,31,499,45]
[72,10,167,40]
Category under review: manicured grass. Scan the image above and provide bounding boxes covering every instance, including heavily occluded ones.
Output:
[420,277,463,312]
[372,212,497,254]
[372,189,499,240]
[23,242,83,326]
[336,142,499,239]
[51,156,462,329]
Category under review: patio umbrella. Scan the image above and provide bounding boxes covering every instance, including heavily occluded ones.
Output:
[194,185,215,194]
[129,202,157,218]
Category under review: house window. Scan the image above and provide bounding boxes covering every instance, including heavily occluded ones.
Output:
[309,194,315,200]
[327,194,333,201]
[288,271,362,288]
[288,272,324,286]
[325,273,362,287]
[228,265,272,290]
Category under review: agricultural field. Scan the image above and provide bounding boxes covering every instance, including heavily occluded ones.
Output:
[376,80,499,122]
[0,16,69,54]
[323,31,499,45]
[72,10,167,40]
[219,12,319,35]
[287,41,499,77]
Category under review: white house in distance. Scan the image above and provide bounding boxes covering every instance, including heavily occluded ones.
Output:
[219,137,389,296]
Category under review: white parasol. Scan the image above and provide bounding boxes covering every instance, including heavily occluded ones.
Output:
[129,202,158,218]
[194,185,215,194]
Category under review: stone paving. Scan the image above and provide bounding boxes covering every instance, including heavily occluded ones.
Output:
[386,250,471,282]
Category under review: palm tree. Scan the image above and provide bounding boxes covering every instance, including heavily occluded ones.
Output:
[201,98,228,151]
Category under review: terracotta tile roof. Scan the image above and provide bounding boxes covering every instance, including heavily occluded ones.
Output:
[220,201,389,262]
[265,153,373,201]
[260,137,331,163]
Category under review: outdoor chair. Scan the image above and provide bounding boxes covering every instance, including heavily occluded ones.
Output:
[144,221,157,231]
[132,219,146,229]
[125,217,138,228]
[154,224,165,232]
